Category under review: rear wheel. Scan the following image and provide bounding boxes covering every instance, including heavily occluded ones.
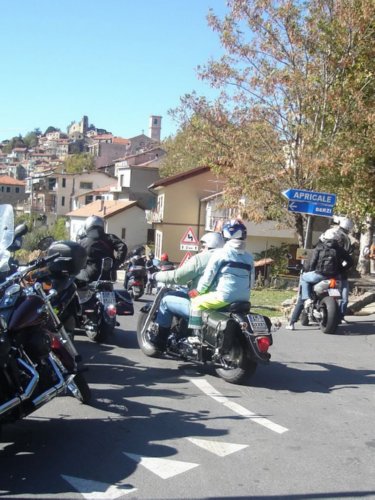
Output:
[319,296,340,334]
[67,372,91,404]
[215,337,257,384]
[136,312,162,357]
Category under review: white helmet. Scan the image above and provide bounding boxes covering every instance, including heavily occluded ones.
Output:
[200,232,224,250]
[85,215,104,231]
[338,217,353,233]
[320,228,338,242]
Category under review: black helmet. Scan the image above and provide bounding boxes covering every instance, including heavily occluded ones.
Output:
[131,245,145,257]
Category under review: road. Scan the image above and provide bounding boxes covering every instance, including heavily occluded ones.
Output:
[0,296,374,500]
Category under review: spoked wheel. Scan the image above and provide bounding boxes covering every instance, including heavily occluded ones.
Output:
[136,312,162,358]
[67,372,91,404]
[319,296,340,334]
[215,337,257,384]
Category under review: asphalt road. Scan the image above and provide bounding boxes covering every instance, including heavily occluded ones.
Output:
[0,295,374,500]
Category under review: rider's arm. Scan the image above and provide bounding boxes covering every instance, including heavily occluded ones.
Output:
[107,234,128,263]
[196,252,222,294]
[154,253,204,286]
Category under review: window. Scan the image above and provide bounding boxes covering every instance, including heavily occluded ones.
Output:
[48,178,56,190]
[15,187,20,193]
[80,182,93,190]
[156,194,164,219]
[61,196,65,206]
[85,195,93,204]
[1,186,3,192]
[121,228,126,239]
[6,187,10,193]
[62,178,66,188]
[155,230,163,259]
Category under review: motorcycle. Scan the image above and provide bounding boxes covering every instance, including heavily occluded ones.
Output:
[76,257,121,342]
[124,260,147,300]
[300,277,342,334]
[137,285,275,384]
[0,207,91,434]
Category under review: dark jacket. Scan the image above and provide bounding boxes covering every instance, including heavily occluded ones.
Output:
[306,240,353,278]
[79,228,127,281]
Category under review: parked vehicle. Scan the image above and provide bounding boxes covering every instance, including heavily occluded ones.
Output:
[137,285,275,384]
[0,208,91,434]
[300,277,342,334]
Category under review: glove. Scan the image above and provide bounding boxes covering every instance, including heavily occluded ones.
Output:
[188,289,199,298]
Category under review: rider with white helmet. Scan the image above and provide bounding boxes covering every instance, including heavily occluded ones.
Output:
[151,231,225,349]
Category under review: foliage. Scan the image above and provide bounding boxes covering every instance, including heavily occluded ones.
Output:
[64,153,95,173]
[254,243,291,276]
[2,135,26,154]
[23,129,41,148]
[167,0,375,244]
[51,217,68,241]
[44,126,60,135]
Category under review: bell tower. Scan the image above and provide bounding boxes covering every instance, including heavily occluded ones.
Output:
[149,115,162,142]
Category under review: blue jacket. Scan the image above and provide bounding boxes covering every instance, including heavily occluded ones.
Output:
[196,240,254,302]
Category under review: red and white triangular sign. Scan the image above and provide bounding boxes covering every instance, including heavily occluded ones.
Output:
[179,252,193,267]
[180,227,199,245]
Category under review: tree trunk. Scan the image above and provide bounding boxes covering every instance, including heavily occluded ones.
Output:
[293,213,305,247]
[357,215,374,276]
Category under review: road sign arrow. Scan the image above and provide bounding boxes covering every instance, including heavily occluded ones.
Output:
[282,188,336,207]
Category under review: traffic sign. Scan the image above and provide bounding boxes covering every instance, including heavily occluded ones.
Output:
[180,227,199,245]
[287,200,334,217]
[180,227,199,251]
[282,188,336,207]
[179,252,193,267]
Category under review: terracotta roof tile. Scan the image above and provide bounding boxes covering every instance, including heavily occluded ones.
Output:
[149,166,210,189]
[0,175,26,186]
[66,199,138,218]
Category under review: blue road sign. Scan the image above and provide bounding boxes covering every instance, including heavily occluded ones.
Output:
[282,188,336,207]
[287,200,334,217]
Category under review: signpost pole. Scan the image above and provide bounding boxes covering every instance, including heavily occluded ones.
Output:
[304,215,314,249]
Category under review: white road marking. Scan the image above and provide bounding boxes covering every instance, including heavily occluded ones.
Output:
[61,475,136,499]
[123,452,199,479]
[186,437,248,456]
[190,378,289,434]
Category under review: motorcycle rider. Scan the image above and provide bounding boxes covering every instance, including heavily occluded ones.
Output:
[188,220,255,332]
[77,215,128,282]
[145,252,158,293]
[159,252,175,271]
[123,246,146,290]
[151,232,225,349]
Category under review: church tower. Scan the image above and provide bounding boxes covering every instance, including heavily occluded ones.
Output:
[149,115,162,142]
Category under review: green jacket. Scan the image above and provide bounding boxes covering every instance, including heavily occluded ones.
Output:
[153,250,215,290]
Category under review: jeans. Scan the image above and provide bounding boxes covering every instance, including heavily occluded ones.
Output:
[290,294,304,324]
[340,278,349,317]
[155,291,190,328]
[301,271,325,300]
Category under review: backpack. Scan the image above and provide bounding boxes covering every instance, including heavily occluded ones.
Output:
[315,242,339,276]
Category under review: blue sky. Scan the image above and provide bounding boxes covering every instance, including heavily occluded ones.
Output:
[0,0,228,142]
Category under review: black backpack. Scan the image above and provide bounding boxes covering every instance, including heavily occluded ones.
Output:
[315,241,339,276]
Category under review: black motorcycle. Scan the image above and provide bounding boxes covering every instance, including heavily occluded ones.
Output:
[124,261,147,300]
[137,285,275,384]
[300,277,342,334]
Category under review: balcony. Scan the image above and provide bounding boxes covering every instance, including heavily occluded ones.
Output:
[145,209,163,224]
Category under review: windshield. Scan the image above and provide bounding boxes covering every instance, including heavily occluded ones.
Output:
[0,204,15,272]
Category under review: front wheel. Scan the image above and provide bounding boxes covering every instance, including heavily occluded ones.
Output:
[136,312,162,358]
[319,296,340,334]
[67,372,91,404]
[215,337,257,384]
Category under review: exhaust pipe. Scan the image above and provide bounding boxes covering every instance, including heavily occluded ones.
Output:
[0,358,39,416]
[31,355,66,408]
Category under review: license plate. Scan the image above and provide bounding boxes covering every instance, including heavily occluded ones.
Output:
[99,292,116,306]
[328,289,341,297]
[247,314,269,333]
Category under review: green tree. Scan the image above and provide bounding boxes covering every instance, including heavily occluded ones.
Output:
[168,0,375,245]
[64,153,95,173]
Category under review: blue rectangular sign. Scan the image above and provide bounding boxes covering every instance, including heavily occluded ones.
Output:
[287,200,334,217]
[282,188,336,207]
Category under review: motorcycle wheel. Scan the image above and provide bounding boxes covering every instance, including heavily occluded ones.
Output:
[319,296,340,334]
[86,319,113,343]
[300,310,309,326]
[67,372,91,404]
[136,311,162,357]
[215,337,257,384]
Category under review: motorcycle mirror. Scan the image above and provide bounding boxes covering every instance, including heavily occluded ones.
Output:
[37,236,55,251]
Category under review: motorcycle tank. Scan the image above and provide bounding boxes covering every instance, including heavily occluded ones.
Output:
[8,295,46,332]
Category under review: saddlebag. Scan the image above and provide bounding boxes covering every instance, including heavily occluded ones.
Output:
[202,311,238,352]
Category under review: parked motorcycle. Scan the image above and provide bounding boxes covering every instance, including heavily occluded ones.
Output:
[137,285,275,384]
[300,277,342,334]
[0,211,91,434]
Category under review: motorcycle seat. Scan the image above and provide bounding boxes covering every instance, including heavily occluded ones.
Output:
[218,301,251,313]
